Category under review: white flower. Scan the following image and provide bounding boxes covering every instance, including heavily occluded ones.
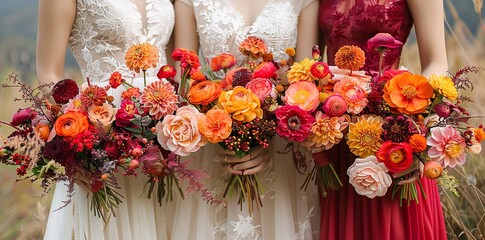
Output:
[347,155,392,199]
[230,215,261,239]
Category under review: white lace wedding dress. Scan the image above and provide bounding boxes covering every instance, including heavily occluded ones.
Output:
[172,0,320,239]
[43,0,176,239]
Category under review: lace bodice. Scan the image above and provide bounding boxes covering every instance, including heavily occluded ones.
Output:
[319,0,413,72]
[69,0,175,82]
[179,0,316,64]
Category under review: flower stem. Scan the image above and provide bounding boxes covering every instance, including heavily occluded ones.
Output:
[378,51,384,77]
[0,120,22,132]
[143,70,147,88]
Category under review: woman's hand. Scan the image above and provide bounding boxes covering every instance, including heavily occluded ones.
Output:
[219,147,270,175]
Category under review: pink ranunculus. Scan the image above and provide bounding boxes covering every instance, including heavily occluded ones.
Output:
[427,126,467,168]
[246,78,276,102]
[322,94,348,117]
[367,33,403,52]
[156,106,207,156]
[284,81,320,112]
[275,105,315,142]
[11,108,36,126]
[253,61,277,79]
[115,100,136,127]
[333,75,370,114]
[347,155,392,199]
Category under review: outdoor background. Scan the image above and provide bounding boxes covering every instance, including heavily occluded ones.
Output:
[0,0,484,239]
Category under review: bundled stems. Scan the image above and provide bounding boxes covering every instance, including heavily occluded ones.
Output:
[223,174,264,216]
[301,164,342,198]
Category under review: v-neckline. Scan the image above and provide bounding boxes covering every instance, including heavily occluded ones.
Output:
[127,0,149,33]
[223,0,273,28]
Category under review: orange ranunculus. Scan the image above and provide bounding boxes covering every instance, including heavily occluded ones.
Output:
[219,86,263,122]
[121,87,141,100]
[211,53,237,71]
[191,71,207,82]
[35,124,50,141]
[125,42,159,73]
[383,72,434,114]
[109,71,123,89]
[54,111,89,137]
[199,108,232,143]
[188,81,222,106]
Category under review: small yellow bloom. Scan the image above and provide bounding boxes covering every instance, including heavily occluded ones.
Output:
[285,48,296,57]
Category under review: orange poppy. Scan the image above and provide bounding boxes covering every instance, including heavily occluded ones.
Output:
[383,72,434,114]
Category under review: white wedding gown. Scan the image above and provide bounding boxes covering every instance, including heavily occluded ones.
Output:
[172,0,320,239]
[43,0,176,239]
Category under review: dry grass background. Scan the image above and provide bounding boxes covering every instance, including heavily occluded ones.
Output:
[0,0,484,239]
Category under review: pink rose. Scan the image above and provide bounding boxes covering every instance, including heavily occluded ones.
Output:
[253,62,277,79]
[156,106,207,156]
[284,81,320,112]
[347,155,392,199]
[245,78,276,102]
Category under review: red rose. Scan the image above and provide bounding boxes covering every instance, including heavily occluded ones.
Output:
[376,141,414,173]
[157,65,177,79]
[253,62,277,79]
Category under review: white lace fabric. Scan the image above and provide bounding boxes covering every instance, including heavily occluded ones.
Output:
[68,0,174,82]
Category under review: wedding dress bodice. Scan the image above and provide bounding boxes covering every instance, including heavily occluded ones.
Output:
[179,0,315,63]
[69,0,174,82]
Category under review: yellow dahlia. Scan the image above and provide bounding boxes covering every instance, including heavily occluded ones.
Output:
[347,116,383,158]
[428,74,458,101]
[308,112,349,150]
[334,45,366,71]
[287,58,316,83]
[125,42,159,73]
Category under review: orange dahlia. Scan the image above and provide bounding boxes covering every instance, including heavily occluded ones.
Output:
[308,111,349,150]
[286,58,316,83]
[239,36,268,59]
[383,72,434,114]
[198,108,232,143]
[141,81,178,120]
[125,42,159,73]
[80,85,108,107]
[347,116,383,158]
[334,45,365,71]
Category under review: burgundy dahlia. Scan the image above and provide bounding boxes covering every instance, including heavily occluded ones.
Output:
[381,115,413,143]
[275,105,315,142]
[52,79,79,104]
[43,137,74,164]
[231,68,253,87]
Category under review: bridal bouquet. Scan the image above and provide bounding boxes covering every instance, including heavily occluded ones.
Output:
[168,36,279,214]
[0,42,218,219]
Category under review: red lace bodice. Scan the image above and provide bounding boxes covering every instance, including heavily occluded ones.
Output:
[319,0,413,72]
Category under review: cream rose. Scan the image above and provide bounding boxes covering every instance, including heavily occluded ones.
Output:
[87,103,115,134]
[347,155,392,199]
[155,106,207,156]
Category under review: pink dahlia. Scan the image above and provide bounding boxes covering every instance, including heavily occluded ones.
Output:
[427,126,467,168]
[141,80,178,120]
[275,105,315,142]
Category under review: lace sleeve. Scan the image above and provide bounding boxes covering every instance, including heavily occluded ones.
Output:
[176,0,192,7]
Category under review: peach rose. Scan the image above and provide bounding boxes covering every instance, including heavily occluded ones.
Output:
[347,155,392,199]
[87,103,115,134]
[284,81,320,112]
[219,86,263,122]
[155,106,207,156]
[199,108,232,143]
[245,78,276,102]
[188,81,222,106]
[54,111,89,137]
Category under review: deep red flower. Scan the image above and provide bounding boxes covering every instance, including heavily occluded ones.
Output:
[275,105,315,142]
[11,108,36,126]
[157,65,177,79]
[253,62,277,79]
[109,72,123,89]
[367,33,403,52]
[310,62,331,79]
[52,79,79,104]
[115,100,136,127]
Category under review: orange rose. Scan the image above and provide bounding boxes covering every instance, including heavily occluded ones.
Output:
[54,111,89,137]
[199,109,232,143]
[35,124,50,141]
[211,53,237,71]
[219,86,263,122]
[188,81,222,106]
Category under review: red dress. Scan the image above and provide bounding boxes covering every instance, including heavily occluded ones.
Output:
[318,1,447,239]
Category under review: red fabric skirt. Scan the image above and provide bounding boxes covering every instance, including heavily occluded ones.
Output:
[319,143,447,240]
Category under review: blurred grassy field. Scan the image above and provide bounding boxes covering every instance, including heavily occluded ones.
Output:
[0,1,484,239]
